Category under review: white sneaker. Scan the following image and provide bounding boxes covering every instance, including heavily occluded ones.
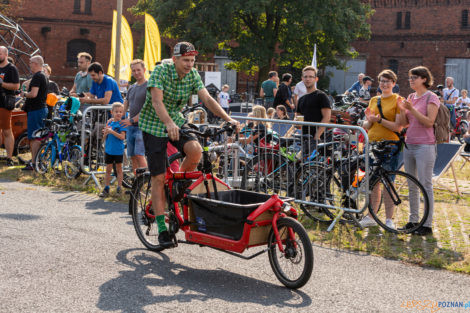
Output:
[359,215,377,227]
[385,219,395,230]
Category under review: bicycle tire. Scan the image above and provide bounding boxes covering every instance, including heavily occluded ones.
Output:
[241,152,294,194]
[168,152,184,165]
[368,170,429,234]
[292,163,337,222]
[131,174,165,252]
[13,132,30,158]
[35,143,54,174]
[457,121,468,144]
[268,217,314,289]
[64,146,82,179]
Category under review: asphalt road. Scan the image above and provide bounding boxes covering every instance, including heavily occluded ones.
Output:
[1,179,469,313]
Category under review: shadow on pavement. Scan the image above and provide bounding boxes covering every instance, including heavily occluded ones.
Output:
[97,248,312,312]
[0,213,41,221]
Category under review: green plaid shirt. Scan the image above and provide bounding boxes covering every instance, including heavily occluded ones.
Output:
[139,63,205,137]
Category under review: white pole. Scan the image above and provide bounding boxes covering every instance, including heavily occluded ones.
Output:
[115,0,123,83]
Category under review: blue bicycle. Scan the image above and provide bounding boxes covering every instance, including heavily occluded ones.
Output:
[34,115,83,179]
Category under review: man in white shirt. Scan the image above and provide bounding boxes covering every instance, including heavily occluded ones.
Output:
[293,80,307,107]
[443,77,459,128]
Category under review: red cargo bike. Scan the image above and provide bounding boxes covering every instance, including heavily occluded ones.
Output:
[129,123,313,289]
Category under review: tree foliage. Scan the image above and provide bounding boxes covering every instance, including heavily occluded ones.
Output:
[0,0,23,18]
[132,0,373,81]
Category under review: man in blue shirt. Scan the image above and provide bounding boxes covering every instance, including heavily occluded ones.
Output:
[345,73,365,95]
[79,62,123,106]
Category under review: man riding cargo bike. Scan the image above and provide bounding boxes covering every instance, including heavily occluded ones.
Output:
[133,42,314,289]
[138,42,238,247]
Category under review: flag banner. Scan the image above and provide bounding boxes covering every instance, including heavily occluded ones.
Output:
[144,13,161,79]
[311,44,317,69]
[108,10,133,81]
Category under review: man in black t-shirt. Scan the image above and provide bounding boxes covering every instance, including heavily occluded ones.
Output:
[273,73,294,112]
[296,66,331,155]
[21,55,48,171]
[0,46,20,166]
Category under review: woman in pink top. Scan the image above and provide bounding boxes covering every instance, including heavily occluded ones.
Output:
[398,66,440,236]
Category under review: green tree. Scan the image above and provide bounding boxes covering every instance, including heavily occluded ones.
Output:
[131,0,373,86]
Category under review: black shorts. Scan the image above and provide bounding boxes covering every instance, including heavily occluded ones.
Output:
[105,153,123,164]
[142,126,198,176]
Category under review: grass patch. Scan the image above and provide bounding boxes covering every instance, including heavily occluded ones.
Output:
[0,161,128,204]
[300,185,470,274]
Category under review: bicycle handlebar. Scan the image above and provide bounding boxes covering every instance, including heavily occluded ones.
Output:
[179,122,236,139]
[370,140,401,155]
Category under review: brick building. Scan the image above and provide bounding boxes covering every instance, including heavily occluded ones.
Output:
[10,0,148,88]
[351,0,470,96]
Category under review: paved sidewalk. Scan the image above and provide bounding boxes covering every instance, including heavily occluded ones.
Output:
[1,179,469,313]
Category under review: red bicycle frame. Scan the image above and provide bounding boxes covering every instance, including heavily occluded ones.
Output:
[161,164,297,254]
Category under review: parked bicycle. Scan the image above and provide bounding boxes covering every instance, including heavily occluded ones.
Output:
[451,106,469,144]
[34,113,82,179]
[297,140,430,234]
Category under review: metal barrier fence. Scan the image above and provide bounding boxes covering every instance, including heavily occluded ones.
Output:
[80,106,131,188]
[227,116,370,231]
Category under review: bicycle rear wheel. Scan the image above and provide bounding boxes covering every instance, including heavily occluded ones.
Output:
[241,152,293,195]
[457,121,468,144]
[268,217,314,289]
[35,143,54,173]
[368,170,429,233]
[131,174,165,252]
[294,164,336,222]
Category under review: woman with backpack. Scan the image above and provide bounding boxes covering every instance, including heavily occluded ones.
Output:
[397,66,440,236]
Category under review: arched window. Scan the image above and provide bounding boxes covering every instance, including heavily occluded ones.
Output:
[388,59,399,75]
[66,39,95,66]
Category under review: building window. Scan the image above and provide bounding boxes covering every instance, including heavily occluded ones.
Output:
[388,59,399,75]
[462,10,468,28]
[73,0,92,15]
[396,12,402,29]
[396,11,411,29]
[66,39,95,66]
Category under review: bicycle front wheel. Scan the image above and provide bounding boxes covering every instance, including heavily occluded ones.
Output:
[131,174,165,252]
[368,170,429,233]
[64,146,82,179]
[268,217,314,289]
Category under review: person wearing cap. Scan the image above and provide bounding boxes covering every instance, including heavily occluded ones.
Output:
[359,76,373,104]
[138,41,239,248]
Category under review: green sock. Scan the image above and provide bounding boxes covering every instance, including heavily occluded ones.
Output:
[156,215,167,233]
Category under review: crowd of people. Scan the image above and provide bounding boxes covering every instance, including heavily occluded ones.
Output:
[254,65,470,236]
[1,40,469,242]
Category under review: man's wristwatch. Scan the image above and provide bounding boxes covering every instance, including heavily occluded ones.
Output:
[130,117,135,124]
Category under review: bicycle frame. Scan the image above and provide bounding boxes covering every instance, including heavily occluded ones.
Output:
[168,162,295,254]
[139,126,298,255]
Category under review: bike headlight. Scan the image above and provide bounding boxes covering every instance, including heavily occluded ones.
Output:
[282,203,298,219]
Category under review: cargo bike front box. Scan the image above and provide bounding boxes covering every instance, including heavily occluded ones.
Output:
[186,189,294,252]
